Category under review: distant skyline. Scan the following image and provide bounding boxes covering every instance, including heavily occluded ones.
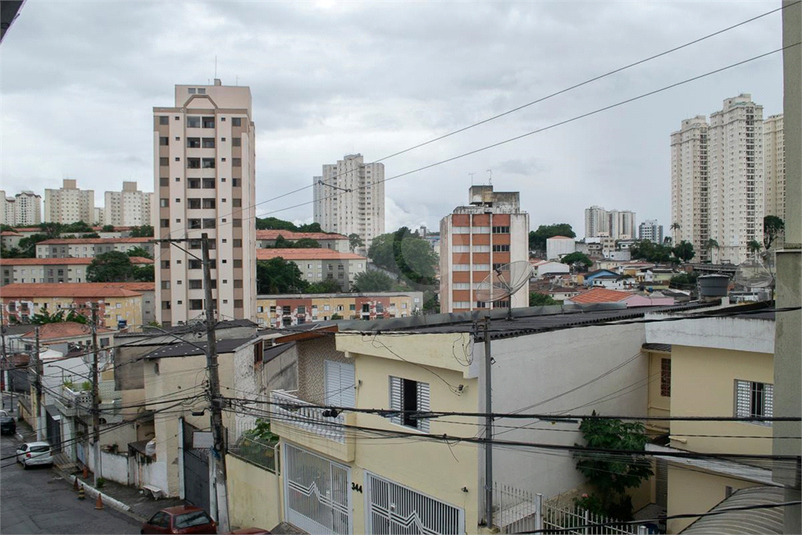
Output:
[0,1,785,236]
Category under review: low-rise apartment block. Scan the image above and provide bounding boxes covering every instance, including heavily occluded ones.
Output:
[1,257,153,285]
[36,237,154,258]
[1,282,154,328]
[256,248,367,291]
[256,229,349,252]
[255,291,423,327]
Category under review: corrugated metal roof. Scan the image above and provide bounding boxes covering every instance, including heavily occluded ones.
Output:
[681,486,785,534]
[642,343,672,353]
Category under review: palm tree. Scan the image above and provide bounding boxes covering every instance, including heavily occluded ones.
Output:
[705,238,719,262]
[670,222,681,242]
[748,240,763,257]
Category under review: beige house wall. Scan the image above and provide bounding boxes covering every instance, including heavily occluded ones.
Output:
[646,351,671,433]
[226,455,283,530]
[669,345,773,455]
[666,464,757,533]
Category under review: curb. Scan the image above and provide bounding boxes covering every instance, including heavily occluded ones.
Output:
[55,468,147,524]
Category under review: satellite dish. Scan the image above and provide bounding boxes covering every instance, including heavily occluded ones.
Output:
[474,260,533,319]
[733,258,774,289]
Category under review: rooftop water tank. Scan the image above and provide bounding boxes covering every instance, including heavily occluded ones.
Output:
[698,274,730,297]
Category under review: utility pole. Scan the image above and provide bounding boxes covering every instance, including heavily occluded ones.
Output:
[34,326,43,441]
[202,233,229,532]
[483,317,494,529]
[90,303,101,487]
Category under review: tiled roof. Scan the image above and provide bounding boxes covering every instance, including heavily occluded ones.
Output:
[21,322,114,340]
[548,235,574,240]
[1,231,22,236]
[37,237,153,245]
[0,257,153,266]
[256,230,348,241]
[0,283,146,298]
[256,248,366,261]
[569,288,632,304]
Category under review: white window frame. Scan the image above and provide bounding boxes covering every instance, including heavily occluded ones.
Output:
[388,376,430,432]
[735,379,773,425]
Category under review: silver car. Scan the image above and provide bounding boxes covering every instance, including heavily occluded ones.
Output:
[16,441,53,469]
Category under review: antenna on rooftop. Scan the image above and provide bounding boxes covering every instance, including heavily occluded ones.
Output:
[474,260,532,321]
[469,172,475,185]
[486,169,493,185]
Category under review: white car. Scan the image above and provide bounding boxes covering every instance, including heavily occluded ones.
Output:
[16,441,53,469]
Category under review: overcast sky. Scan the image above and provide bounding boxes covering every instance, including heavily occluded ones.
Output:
[0,0,786,237]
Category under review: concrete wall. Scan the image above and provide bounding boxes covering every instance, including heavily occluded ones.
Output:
[646,351,671,432]
[100,450,130,486]
[227,454,283,530]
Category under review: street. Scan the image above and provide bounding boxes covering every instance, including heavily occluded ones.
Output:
[0,432,141,534]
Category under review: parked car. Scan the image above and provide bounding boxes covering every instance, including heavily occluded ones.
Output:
[0,410,15,435]
[141,506,217,534]
[15,441,53,468]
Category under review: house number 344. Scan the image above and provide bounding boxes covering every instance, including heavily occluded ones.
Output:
[351,482,363,493]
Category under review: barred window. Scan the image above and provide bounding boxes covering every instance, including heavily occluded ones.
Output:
[735,380,773,425]
[660,358,671,397]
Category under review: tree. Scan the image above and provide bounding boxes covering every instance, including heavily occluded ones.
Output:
[705,238,719,251]
[62,221,93,234]
[367,233,396,270]
[560,252,593,269]
[256,217,297,231]
[307,279,341,294]
[129,225,154,238]
[0,224,16,232]
[529,292,558,306]
[529,223,576,252]
[293,238,321,249]
[256,258,308,294]
[353,270,394,292]
[672,240,695,263]
[573,414,652,520]
[669,272,698,289]
[298,222,323,233]
[101,225,115,232]
[87,251,136,282]
[423,290,439,314]
[16,234,51,258]
[28,309,88,325]
[630,240,675,263]
[748,239,763,256]
[764,215,785,250]
[368,228,438,288]
[348,233,364,252]
[133,264,155,282]
[126,247,153,259]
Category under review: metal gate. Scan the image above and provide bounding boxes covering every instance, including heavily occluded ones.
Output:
[366,472,465,535]
[182,420,210,513]
[284,444,351,535]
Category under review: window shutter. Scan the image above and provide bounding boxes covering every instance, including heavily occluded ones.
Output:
[389,376,402,425]
[324,360,355,408]
[764,383,774,419]
[735,380,750,418]
[417,381,430,433]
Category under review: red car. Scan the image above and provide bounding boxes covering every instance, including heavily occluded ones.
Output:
[141,506,217,534]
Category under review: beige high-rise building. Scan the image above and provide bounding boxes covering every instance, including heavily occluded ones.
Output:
[313,154,384,254]
[104,181,154,227]
[708,94,764,264]
[584,206,635,240]
[671,115,709,258]
[153,80,257,326]
[0,191,10,226]
[584,205,609,238]
[440,185,529,313]
[14,191,42,226]
[44,179,94,224]
[764,114,786,229]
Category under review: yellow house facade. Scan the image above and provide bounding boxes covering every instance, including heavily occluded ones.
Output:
[645,306,777,533]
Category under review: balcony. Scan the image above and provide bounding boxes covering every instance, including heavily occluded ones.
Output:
[54,380,123,423]
[270,390,355,462]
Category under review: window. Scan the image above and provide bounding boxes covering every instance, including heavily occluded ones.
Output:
[160,219,169,228]
[202,178,215,189]
[189,259,202,269]
[234,279,243,288]
[161,301,171,310]
[735,380,773,424]
[159,136,169,146]
[202,116,215,128]
[232,137,241,147]
[189,279,202,289]
[197,88,206,95]
[188,88,196,94]
[203,198,216,209]
[189,299,204,310]
[161,260,170,269]
[232,158,242,167]
[233,239,242,247]
[161,281,170,289]
[233,219,242,228]
[233,259,242,268]
[389,376,430,432]
[159,116,169,125]
[234,299,244,309]
[492,226,510,234]
[203,218,216,229]
[160,198,169,208]
[159,177,168,187]
[187,137,201,148]
[492,244,510,252]
[187,158,201,169]
[187,178,200,189]
[202,138,215,148]
[660,358,671,397]
[159,157,168,166]
[187,116,201,128]
[324,360,355,407]
[232,117,242,127]
[188,198,201,209]
[202,158,215,169]
[232,198,242,208]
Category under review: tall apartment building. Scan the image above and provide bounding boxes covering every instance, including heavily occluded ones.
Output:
[44,179,95,224]
[638,219,664,243]
[440,185,529,313]
[0,191,8,226]
[671,115,710,259]
[153,80,257,326]
[764,114,786,229]
[312,154,384,253]
[1,190,42,226]
[104,181,154,227]
[672,95,768,264]
[708,94,764,264]
[584,206,635,240]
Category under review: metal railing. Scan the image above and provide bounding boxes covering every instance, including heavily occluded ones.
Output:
[271,390,346,443]
[229,435,280,474]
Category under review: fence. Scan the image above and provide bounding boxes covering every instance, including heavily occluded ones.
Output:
[492,482,644,535]
[229,434,280,474]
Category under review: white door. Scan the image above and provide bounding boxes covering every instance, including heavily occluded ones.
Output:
[284,444,352,535]
[366,472,465,534]
[324,360,355,408]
